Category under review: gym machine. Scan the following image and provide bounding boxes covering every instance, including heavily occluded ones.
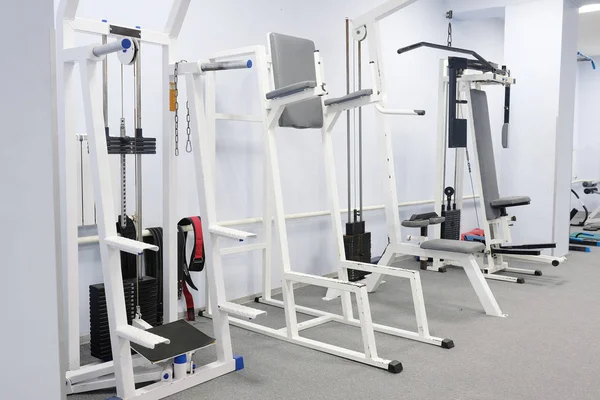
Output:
[399,43,566,283]
[181,33,454,374]
[324,0,505,318]
[57,1,257,398]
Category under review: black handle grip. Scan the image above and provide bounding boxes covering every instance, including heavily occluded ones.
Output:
[397,42,496,72]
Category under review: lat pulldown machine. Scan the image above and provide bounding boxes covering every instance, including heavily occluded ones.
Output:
[397,43,566,284]
[57,1,258,398]
[325,0,505,318]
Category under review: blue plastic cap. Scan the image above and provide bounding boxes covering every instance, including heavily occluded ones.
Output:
[163,373,169,380]
[136,26,141,29]
[102,19,107,23]
[234,354,244,371]
[121,38,132,50]
[174,354,187,364]
[586,248,591,252]
[246,60,253,69]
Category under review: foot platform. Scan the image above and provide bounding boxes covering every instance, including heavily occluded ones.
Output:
[130,320,215,364]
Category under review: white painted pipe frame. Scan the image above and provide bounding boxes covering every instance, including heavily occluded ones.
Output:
[77,195,479,245]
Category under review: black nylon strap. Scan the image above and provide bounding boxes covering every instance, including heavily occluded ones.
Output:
[177,222,198,292]
[177,217,206,272]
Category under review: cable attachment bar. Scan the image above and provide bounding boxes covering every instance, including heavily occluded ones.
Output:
[200,60,253,72]
[92,38,132,58]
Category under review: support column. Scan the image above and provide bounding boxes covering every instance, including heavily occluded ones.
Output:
[502,0,578,256]
[0,1,65,398]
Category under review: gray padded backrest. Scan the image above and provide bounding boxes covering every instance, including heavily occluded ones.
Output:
[269,33,323,129]
[470,89,502,220]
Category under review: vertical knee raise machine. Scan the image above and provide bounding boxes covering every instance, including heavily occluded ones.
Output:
[397,43,565,284]
[324,1,505,318]
[57,1,258,398]
[185,31,459,374]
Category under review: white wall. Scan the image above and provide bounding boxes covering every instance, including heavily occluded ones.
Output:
[0,1,65,399]
[574,62,600,210]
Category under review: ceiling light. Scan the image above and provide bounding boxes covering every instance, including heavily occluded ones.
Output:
[580,4,600,13]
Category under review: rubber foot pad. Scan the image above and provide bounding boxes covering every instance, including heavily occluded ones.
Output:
[388,360,403,374]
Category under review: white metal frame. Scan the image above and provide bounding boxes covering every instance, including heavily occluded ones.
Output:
[431,61,566,284]
[178,39,455,373]
[56,1,253,398]
[323,1,505,318]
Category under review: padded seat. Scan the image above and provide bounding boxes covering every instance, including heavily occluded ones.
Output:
[420,239,485,254]
[266,81,317,100]
[490,196,531,209]
[402,220,430,228]
[324,89,373,106]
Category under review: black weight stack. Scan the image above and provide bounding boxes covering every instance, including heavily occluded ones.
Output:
[89,276,159,361]
[344,221,371,282]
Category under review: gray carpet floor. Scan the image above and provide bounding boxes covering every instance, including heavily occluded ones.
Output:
[72,243,600,400]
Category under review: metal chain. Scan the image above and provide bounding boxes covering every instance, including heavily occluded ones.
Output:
[174,62,180,156]
[185,101,192,153]
[446,10,453,47]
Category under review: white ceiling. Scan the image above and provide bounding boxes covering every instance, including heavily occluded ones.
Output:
[579,10,600,56]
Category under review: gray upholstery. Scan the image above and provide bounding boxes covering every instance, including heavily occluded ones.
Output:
[471,89,531,218]
[490,196,531,209]
[324,89,373,106]
[266,81,317,100]
[501,123,509,149]
[470,89,504,219]
[269,33,323,129]
[402,220,430,228]
[429,217,446,225]
[420,239,485,254]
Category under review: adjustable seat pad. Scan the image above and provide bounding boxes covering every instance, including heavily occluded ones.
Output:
[420,239,485,254]
[490,196,531,209]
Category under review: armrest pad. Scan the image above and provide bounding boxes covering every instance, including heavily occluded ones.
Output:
[266,81,317,100]
[324,89,373,106]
